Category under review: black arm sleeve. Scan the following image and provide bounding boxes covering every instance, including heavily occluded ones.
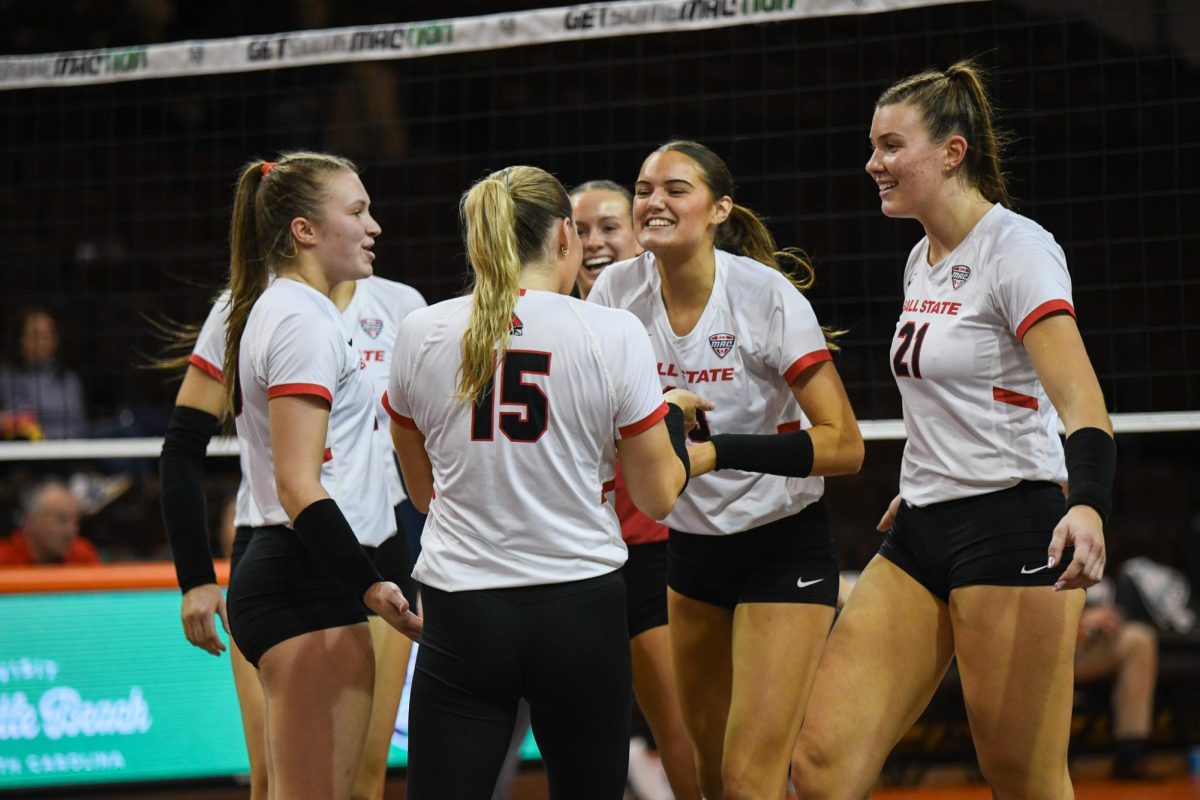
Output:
[1064,427,1116,523]
[292,498,383,602]
[159,405,221,594]
[708,429,815,478]
[663,404,690,495]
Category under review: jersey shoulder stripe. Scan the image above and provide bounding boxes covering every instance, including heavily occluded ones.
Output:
[618,402,669,437]
[267,382,333,403]
[1015,299,1075,342]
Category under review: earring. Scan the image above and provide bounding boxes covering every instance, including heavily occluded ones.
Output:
[560,246,569,257]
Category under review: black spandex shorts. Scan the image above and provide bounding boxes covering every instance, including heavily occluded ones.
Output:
[878,480,1074,603]
[621,540,669,639]
[406,572,631,800]
[227,526,367,668]
[229,525,253,578]
[667,498,838,610]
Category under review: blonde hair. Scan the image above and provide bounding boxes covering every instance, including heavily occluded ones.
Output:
[876,58,1013,207]
[457,166,572,403]
[222,151,358,415]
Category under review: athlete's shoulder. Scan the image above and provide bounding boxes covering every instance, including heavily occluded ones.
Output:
[401,294,470,330]
[590,251,656,303]
[982,205,1060,253]
[716,249,797,294]
[567,292,644,329]
[715,250,814,318]
[362,275,428,308]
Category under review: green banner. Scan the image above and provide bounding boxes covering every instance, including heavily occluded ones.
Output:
[0,589,539,790]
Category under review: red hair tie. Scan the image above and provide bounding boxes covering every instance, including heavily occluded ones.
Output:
[261,161,277,176]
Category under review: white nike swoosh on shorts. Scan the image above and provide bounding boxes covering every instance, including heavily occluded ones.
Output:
[1020,564,1050,575]
[796,578,824,588]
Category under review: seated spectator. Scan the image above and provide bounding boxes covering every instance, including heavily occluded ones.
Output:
[0,308,88,440]
[0,478,99,565]
[1074,579,1158,779]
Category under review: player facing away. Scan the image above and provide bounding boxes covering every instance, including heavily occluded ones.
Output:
[790,60,1114,800]
[384,165,712,800]
[589,140,863,800]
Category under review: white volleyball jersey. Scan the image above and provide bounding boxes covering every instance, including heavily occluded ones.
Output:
[589,249,829,536]
[191,277,425,524]
[892,204,1073,506]
[342,277,427,507]
[190,289,258,528]
[382,289,667,591]
[235,279,392,546]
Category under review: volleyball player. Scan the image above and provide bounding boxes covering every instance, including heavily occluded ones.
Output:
[161,265,424,800]
[789,61,1113,799]
[383,165,709,800]
[588,141,864,800]
[571,179,640,301]
[570,178,701,800]
[219,151,417,799]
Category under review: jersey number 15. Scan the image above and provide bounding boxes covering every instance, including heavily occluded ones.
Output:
[470,351,551,442]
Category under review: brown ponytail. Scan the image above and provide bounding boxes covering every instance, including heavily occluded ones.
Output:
[877,58,1014,207]
[457,166,572,404]
[654,140,839,347]
[221,151,357,415]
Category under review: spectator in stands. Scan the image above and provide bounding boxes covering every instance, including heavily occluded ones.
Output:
[1075,581,1159,779]
[0,478,99,565]
[0,308,88,440]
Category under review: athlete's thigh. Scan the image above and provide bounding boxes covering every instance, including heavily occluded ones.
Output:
[950,584,1083,799]
[793,556,954,794]
[258,625,375,800]
[229,639,269,799]
[630,624,682,735]
[726,603,833,784]
[667,588,734,739]
[354,617,414,797]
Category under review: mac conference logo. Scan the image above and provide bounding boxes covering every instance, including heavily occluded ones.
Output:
[951,264,971,290]
[708,333,735,359]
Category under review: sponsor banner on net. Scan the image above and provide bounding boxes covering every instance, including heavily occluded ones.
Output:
[0,0,985,90]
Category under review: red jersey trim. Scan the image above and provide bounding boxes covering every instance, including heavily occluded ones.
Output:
[267,383,333,404]
[1015,300,1075,343]
[777,420,803,433]
[783,349,833,384]
[187,354,224,384]
[619,402,669,438]
[993,386,1039,410]
[381,391,418,429]
[600,479,616,505]
[322,448,333,463]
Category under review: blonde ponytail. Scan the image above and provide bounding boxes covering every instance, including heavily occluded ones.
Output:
[456,166,573,404]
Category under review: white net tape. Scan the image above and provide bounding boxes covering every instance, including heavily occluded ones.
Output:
[0,0,985,91]
[0,412,1194,462]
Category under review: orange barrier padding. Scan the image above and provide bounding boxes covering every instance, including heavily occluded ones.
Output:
[0,560,230,594]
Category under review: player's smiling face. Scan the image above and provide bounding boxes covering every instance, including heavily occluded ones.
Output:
[866,101,946,222]
[572,189,639,298]
[634,150,730,258]
[311,170,381,285]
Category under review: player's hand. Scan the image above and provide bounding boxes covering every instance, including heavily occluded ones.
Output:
[363,581,423,642]
[1049,504,1106,591]
[181,583,229,656]
[663,389,715,433]
[876,494,902,532]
